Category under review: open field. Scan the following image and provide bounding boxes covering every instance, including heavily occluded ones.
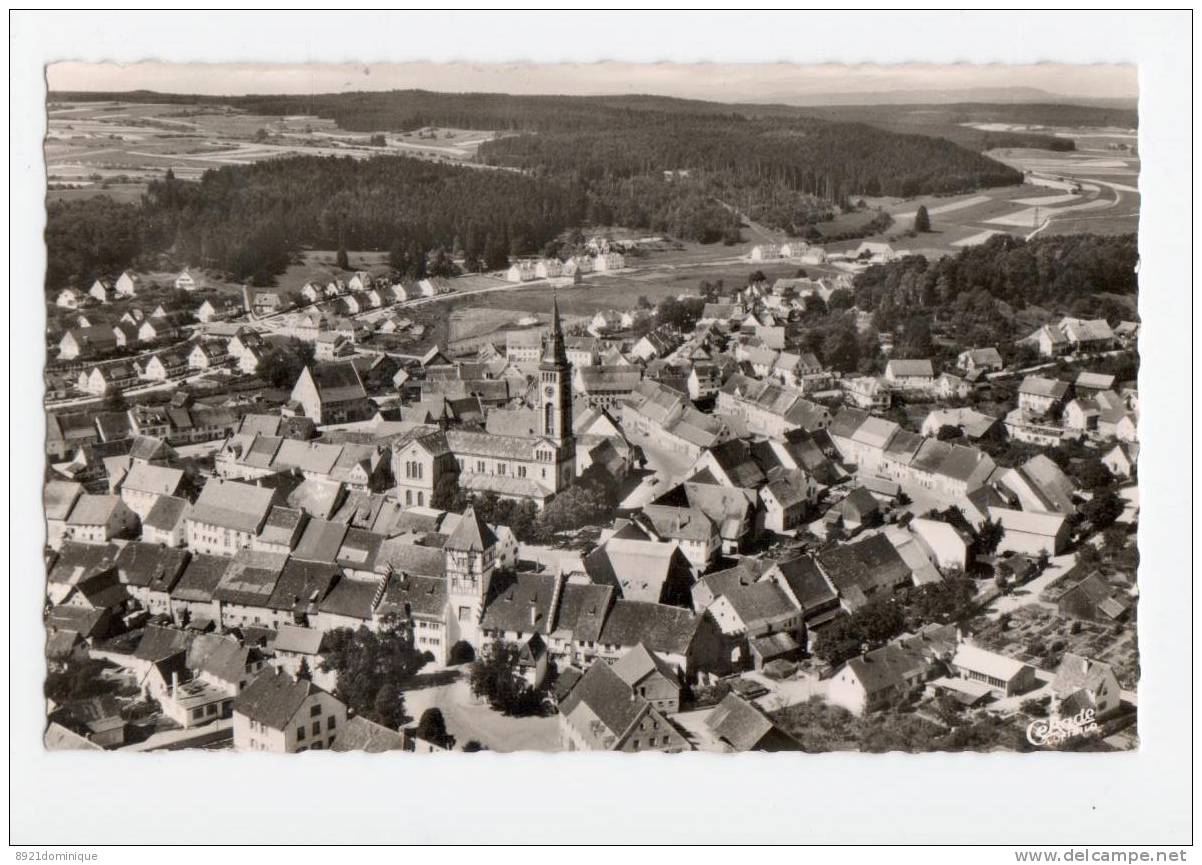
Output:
[45,100,500,199]
[822,125,1140,255]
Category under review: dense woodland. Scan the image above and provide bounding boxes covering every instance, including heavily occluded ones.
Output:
[854,233,1138,314]
[46,157,587,288]
[477,115,1022,234]
[853,233,1138,356]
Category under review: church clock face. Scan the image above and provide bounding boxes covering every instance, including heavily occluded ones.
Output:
[544,385,555,397]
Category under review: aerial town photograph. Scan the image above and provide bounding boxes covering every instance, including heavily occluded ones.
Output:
[38,54,1144,765]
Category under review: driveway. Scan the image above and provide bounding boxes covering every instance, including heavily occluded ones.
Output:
[742,670,825,712]
[986,552,1077,619]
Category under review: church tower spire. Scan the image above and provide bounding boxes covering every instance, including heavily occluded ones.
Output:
[542,292,568,366]
[539,295,574,470]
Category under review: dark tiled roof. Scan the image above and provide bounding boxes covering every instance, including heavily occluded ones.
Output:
[829,407,870,439]
[292,518,349,563]
[213,549,288,607]
[187,633,256,685]
[233,668,327,730]
[329,715,405,752]
[115,542,190,590]
[558,660,646,745]
[445,507,497,552]
[336,528,386,572]
[266,559,340,614]
[375,537,446,578]
[317,575,380,621]
[721,582,798,628]
[170,553,231,603]
[707,693,772,750]
[133,624,192,663]
[480,572,558,634]
[377,574,447,620]
[46,542,119,585]
[598,600,701,656]
[143,495,190,533]
[773,556,838,611]
[310,362,368,404]
[553,582,614,643]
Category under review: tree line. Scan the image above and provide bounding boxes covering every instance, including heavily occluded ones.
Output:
[44,156,587,289]
[477,115,1022,235]
[854,233,1138,331]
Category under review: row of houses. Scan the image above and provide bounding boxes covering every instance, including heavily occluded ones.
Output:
[505,252,626,283]
[828,621,1121,726]
[1022,316,1131,357]
[749,241,827,265]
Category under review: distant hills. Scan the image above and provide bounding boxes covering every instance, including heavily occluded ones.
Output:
[745,86,1137,110]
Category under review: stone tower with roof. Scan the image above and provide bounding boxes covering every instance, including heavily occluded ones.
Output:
[443,506,499,651]
[539,295,576,487]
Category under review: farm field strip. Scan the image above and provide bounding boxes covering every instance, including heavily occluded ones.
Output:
[1011,193,1084,206]
[891,194,993,221]
[952,229,1005,247]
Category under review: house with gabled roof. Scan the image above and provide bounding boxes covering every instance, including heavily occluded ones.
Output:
[1018,375,1072,417]
[142,494,190,548]
[716,373,832,441]
[118,462,185,520]
[232,668,346,753]
[1102,441,1139,479]
[705,579,803,669]
[995,454,1078,515]
[827,623,958,715]
[558,660,691,753]
[987,507,1070,557]
[114,542,190,618]
[1057,572,1132,623]
[1051,653,1122,721]
[290,362,373,425]
[610,643,682,714]
[185,478,276,557]
[884,358,935,390]
[65,494,139,544]
[59,326,118,360]
[584,535,697,606]
[703,692,803,752]
[88,278,115,304]
[957,347,1004,373]
[45,480,84,550]
[950,640,1037,697]
[1058,317,1116,353]
[213,548,289,629]
[1023,323,1071,358]
[113,270,140,297]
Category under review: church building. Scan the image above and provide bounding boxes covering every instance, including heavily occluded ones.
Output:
[394,297,577,509]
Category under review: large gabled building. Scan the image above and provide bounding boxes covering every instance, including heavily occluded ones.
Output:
[290,361,374,425]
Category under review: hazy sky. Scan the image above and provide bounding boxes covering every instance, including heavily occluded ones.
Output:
[47,61,1137,103]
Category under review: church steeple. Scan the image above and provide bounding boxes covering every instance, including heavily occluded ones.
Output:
[539,294,573,450]
[542,293,568,367]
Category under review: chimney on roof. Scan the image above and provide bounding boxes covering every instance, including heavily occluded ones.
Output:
[529,601,539,628]
[171,671,179,696]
